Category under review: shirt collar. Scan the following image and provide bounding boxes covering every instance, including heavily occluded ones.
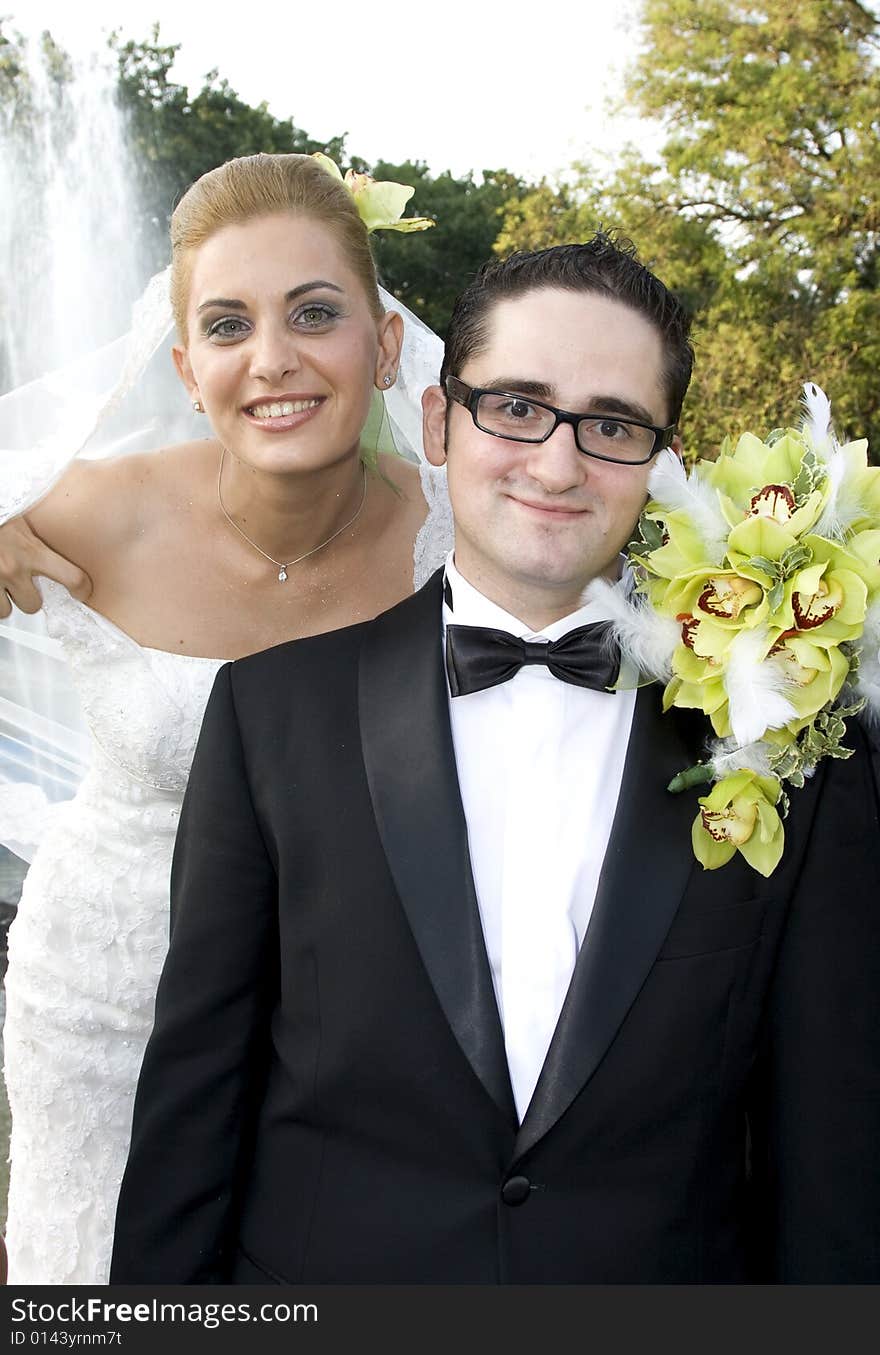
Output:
[442,551,625,642]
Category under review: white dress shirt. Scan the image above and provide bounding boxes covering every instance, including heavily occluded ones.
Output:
[443,553,637,1122]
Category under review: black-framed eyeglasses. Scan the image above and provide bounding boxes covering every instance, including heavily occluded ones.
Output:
[445,376,675,465]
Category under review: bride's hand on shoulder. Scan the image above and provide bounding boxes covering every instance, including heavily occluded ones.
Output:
[4,450,166,617]
[0,513,92,617]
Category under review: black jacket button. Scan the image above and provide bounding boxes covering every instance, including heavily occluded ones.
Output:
[501,1175,531,1206]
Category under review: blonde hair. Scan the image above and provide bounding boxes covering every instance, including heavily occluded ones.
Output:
[170,153,382,340]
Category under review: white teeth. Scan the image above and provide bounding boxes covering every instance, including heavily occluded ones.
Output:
[249,398,320,419]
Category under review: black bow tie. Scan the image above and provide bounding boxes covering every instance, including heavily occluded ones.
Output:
[445,622,620,698]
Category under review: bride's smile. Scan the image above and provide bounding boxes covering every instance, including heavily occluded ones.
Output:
[243,396,324,429]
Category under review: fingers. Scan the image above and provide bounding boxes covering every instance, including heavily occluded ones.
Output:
[0,517,93,614]
[47,552,93,602]
[2,577,45,616]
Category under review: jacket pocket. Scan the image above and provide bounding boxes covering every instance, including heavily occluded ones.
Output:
[657,895,769,959]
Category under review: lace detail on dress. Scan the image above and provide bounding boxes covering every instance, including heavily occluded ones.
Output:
[38,580,221,794]
[414,461,454,589]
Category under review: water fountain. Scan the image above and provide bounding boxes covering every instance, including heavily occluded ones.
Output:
[0,29,148,391]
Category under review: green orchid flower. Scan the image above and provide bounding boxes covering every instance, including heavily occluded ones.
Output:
[831,440,880,532]
[767,638,850,725]
[709,429,817,504]
[633,509,718,582]
[692,770,785,876]
[726,514,802,570]
[311,153,434,233]
[664,643,729,725]
[665,570,768,631]
[846,525,880,596]
[771,558,868,644]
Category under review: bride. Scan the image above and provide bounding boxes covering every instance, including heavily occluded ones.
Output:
[0,151,451,1284]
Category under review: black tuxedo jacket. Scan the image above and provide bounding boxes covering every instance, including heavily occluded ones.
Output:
[111,570,880,1284]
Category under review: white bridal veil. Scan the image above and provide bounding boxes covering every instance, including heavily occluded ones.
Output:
[0,268,444,861]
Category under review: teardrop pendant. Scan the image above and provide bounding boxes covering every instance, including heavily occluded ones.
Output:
[278,566,288,583]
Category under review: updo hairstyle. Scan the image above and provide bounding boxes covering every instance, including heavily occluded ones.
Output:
[170,153,382,341]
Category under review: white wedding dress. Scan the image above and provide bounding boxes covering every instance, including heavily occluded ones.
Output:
[2,462,452,1285]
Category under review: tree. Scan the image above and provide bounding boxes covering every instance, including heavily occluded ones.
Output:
[496,1,880,459]
[0,21,73,132]
[627,0,880,292]
[370,162,525,336]
[112,27,349,271]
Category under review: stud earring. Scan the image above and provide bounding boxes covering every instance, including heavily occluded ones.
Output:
[383,374,393,387]
[192,399,203,413]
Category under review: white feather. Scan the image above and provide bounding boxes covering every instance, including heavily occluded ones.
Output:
[813,447,878,542]
[800,381,835,460]
[646,448,728,564]
[708,737,773,779]
[724,626,798,745]
[800,382,873,539]
[582,576,679,682]
[812,448,854,540]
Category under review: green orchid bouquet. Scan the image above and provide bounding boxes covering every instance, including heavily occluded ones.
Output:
[598,384,880,877]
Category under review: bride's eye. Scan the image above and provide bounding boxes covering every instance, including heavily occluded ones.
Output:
[205,316,250,342]
[292,303,339,329]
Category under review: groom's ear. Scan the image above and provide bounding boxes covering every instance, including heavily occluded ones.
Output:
[422,385,448,467]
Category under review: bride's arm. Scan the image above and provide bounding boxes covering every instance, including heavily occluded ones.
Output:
[0,453,157,616]
[0,512,92,617]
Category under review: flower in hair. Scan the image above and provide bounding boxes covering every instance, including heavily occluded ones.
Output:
[592,383,880,876]
[311,153,434,233]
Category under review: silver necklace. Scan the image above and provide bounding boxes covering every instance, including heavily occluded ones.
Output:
[217,447,368,583]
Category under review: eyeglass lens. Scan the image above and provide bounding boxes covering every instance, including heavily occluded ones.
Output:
[475,392,656,463]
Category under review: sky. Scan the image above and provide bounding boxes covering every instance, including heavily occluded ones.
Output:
[17,0,659,181]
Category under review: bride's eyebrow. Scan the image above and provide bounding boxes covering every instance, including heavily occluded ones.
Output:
[197,297,247,313]
[196,281,345,314]
[285,280,345,301]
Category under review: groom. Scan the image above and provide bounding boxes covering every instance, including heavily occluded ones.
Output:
[111,236,880,1284]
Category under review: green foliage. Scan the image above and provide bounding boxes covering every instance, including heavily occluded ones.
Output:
[493,180,588,255]
[0,21,72,131]
[0,21,28,123]
[769,695,864,788]
[629,0,880,292]
[370,162,525,336]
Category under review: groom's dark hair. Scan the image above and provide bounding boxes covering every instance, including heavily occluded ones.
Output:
[440,232,694,426]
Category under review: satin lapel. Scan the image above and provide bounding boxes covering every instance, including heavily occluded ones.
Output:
[515,685,702,1158]
[359,570,517,1128]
